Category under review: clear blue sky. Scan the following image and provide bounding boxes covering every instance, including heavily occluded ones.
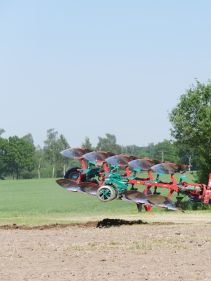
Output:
[0,0,210,147]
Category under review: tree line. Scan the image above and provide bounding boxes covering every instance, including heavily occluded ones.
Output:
[0,80,210,182]
[0,129,180,180]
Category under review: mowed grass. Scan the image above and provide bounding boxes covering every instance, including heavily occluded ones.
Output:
[0,173,210,225]
[0,178,141,225]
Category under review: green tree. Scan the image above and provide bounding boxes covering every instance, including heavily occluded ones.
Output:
[57,134,70,176]
[81,137,93,150]
[43,129,69,177]
[44,129,58,178]
[169,81,211,182]
[0,129,5,137]
[96,133,121,153]
[121,144,143,156]
[0,137,7,179]
[5,136,36,179]
[34,146,43,179]
[153,140,179,163]
[22,133,34,146]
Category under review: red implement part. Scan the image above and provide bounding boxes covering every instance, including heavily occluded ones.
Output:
[203,174,211,203]
[144,204,152,212]
[125,166,131,176]
[203,190,211,204]
[103,162,109,172]
[80,159,87,169]
[128,170,154,185]
[208,173,211,189]
[129,174,179,199]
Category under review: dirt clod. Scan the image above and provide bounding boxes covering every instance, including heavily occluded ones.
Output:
[96,218,146,228]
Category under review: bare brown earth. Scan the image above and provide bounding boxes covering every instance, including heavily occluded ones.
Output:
[0,214,211,281]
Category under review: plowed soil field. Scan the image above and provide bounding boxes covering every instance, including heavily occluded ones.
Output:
[0,214,211,281]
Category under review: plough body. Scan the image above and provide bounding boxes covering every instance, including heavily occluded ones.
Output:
[56,148,211,211]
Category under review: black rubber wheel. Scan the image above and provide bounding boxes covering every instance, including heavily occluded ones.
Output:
[96,185,117,202]
[64,167,81,180]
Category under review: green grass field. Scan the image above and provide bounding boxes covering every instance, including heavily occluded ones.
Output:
[0,174,210,225]
[0,178,142,225]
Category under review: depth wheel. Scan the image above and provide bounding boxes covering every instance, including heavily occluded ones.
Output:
[96,185,117,202]
[64,167,80,180]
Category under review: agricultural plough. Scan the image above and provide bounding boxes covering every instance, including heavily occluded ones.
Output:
[56,148,211,212]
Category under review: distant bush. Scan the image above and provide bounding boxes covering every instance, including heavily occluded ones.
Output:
[180,200,211,210]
